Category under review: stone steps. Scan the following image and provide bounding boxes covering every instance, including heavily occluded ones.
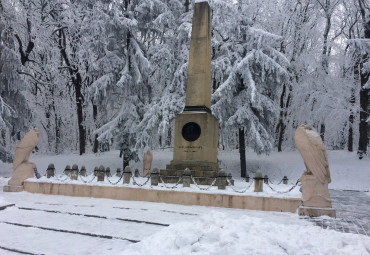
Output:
[160,175,218,186]
[160,169,218,178]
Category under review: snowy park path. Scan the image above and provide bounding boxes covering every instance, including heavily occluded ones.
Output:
[0,187,369,254]
[0,189,208,255]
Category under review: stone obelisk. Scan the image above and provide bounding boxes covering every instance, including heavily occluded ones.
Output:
[161,1,220,185]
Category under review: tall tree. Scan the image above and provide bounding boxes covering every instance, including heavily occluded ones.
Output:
[0,0,32,161]
[211,0,290,177]
[356,0,370,159]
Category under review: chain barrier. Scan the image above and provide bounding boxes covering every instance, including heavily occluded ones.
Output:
[266,179,300,194]
[190,175,217,191]
[159,175,183,189]
[132,174,151,187]
[268,178,284,185]
[106,173,124,185]
[39,169,47,177]
[55,172,71,182]
[78,174,97,184]
[226,178,254,193]
[46,167,304,196]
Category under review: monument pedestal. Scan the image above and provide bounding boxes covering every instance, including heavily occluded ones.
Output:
[298,206,336,218]
[3,185,24,192]
[160,111,220,185]
[299,174,336,218]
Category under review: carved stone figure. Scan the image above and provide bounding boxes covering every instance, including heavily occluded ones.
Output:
[143,150,153,177]
[295,125,331,184]
[295,125,335,217]
[8,129,39,187]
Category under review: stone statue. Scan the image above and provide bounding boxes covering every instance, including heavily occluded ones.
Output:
[295,125,331,184]
[8,128,39,187]
[143,150,153,177]
[295,125,335,217]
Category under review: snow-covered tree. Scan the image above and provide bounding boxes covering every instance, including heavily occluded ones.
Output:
[134,0,190,151]
[211,0,290,156]
[0,1,32,162]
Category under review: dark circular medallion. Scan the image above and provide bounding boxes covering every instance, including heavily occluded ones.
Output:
[182,122,201,142]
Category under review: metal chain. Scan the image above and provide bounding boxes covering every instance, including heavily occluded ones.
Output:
[190,175,217,191]
[78,174,97,184]
[132,174,151,187]
[55,173,70,182]
[106,173,124,185]
[40,169,47,177]
[266,179,300,194]
[226,178,254,193]
[268,178,284,185]
[159,175,183,189]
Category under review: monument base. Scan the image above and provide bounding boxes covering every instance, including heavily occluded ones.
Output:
[300,174,332,208]
[162,109,220,186]
[3,185,24,192]
[23,180,301,213]
[298,206,336,218]
[160,160,221,185]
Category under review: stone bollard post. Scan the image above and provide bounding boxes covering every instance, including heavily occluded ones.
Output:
[217,170,227,190]
[245,174,250,183]
[151,168,159,186]
[71,164,79,180]
[116,168,122,177]
[80,166,87,177]
[106,167,111,177]
[97,165,105,182]
[264,175,268,184]
[64,165,71,176]
[183,168,191,187]
[123,166,131,184]
[46,163,55,178]
[283,176,288,185]
[228,173,234,185]
[254,171,263,192]
[94,166,99,176]
[134,169,139,178]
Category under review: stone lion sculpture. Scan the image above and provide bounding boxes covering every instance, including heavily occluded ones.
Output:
[295,125,333,210]
[8,128,39,187]
[143,150,153,177]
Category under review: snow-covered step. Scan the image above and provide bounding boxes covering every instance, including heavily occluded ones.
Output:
[0,222,130,255]
[12,201,199,225]
[0,207,164,241]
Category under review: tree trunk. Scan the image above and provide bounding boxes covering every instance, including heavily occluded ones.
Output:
[93,104,99,153]
[276,84,286,152]
[357,0,370,159]
[320,123,325,142]
[184,0,190,12]
[123,154,130,169]
[58,29,86,155]
[358,59,369,158]
[75,80,86,155]
[348,80,356,152]
[238,128,246,178]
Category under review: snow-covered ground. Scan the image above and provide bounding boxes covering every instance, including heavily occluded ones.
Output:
[0,179,369,255]
[0,149,369,254]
